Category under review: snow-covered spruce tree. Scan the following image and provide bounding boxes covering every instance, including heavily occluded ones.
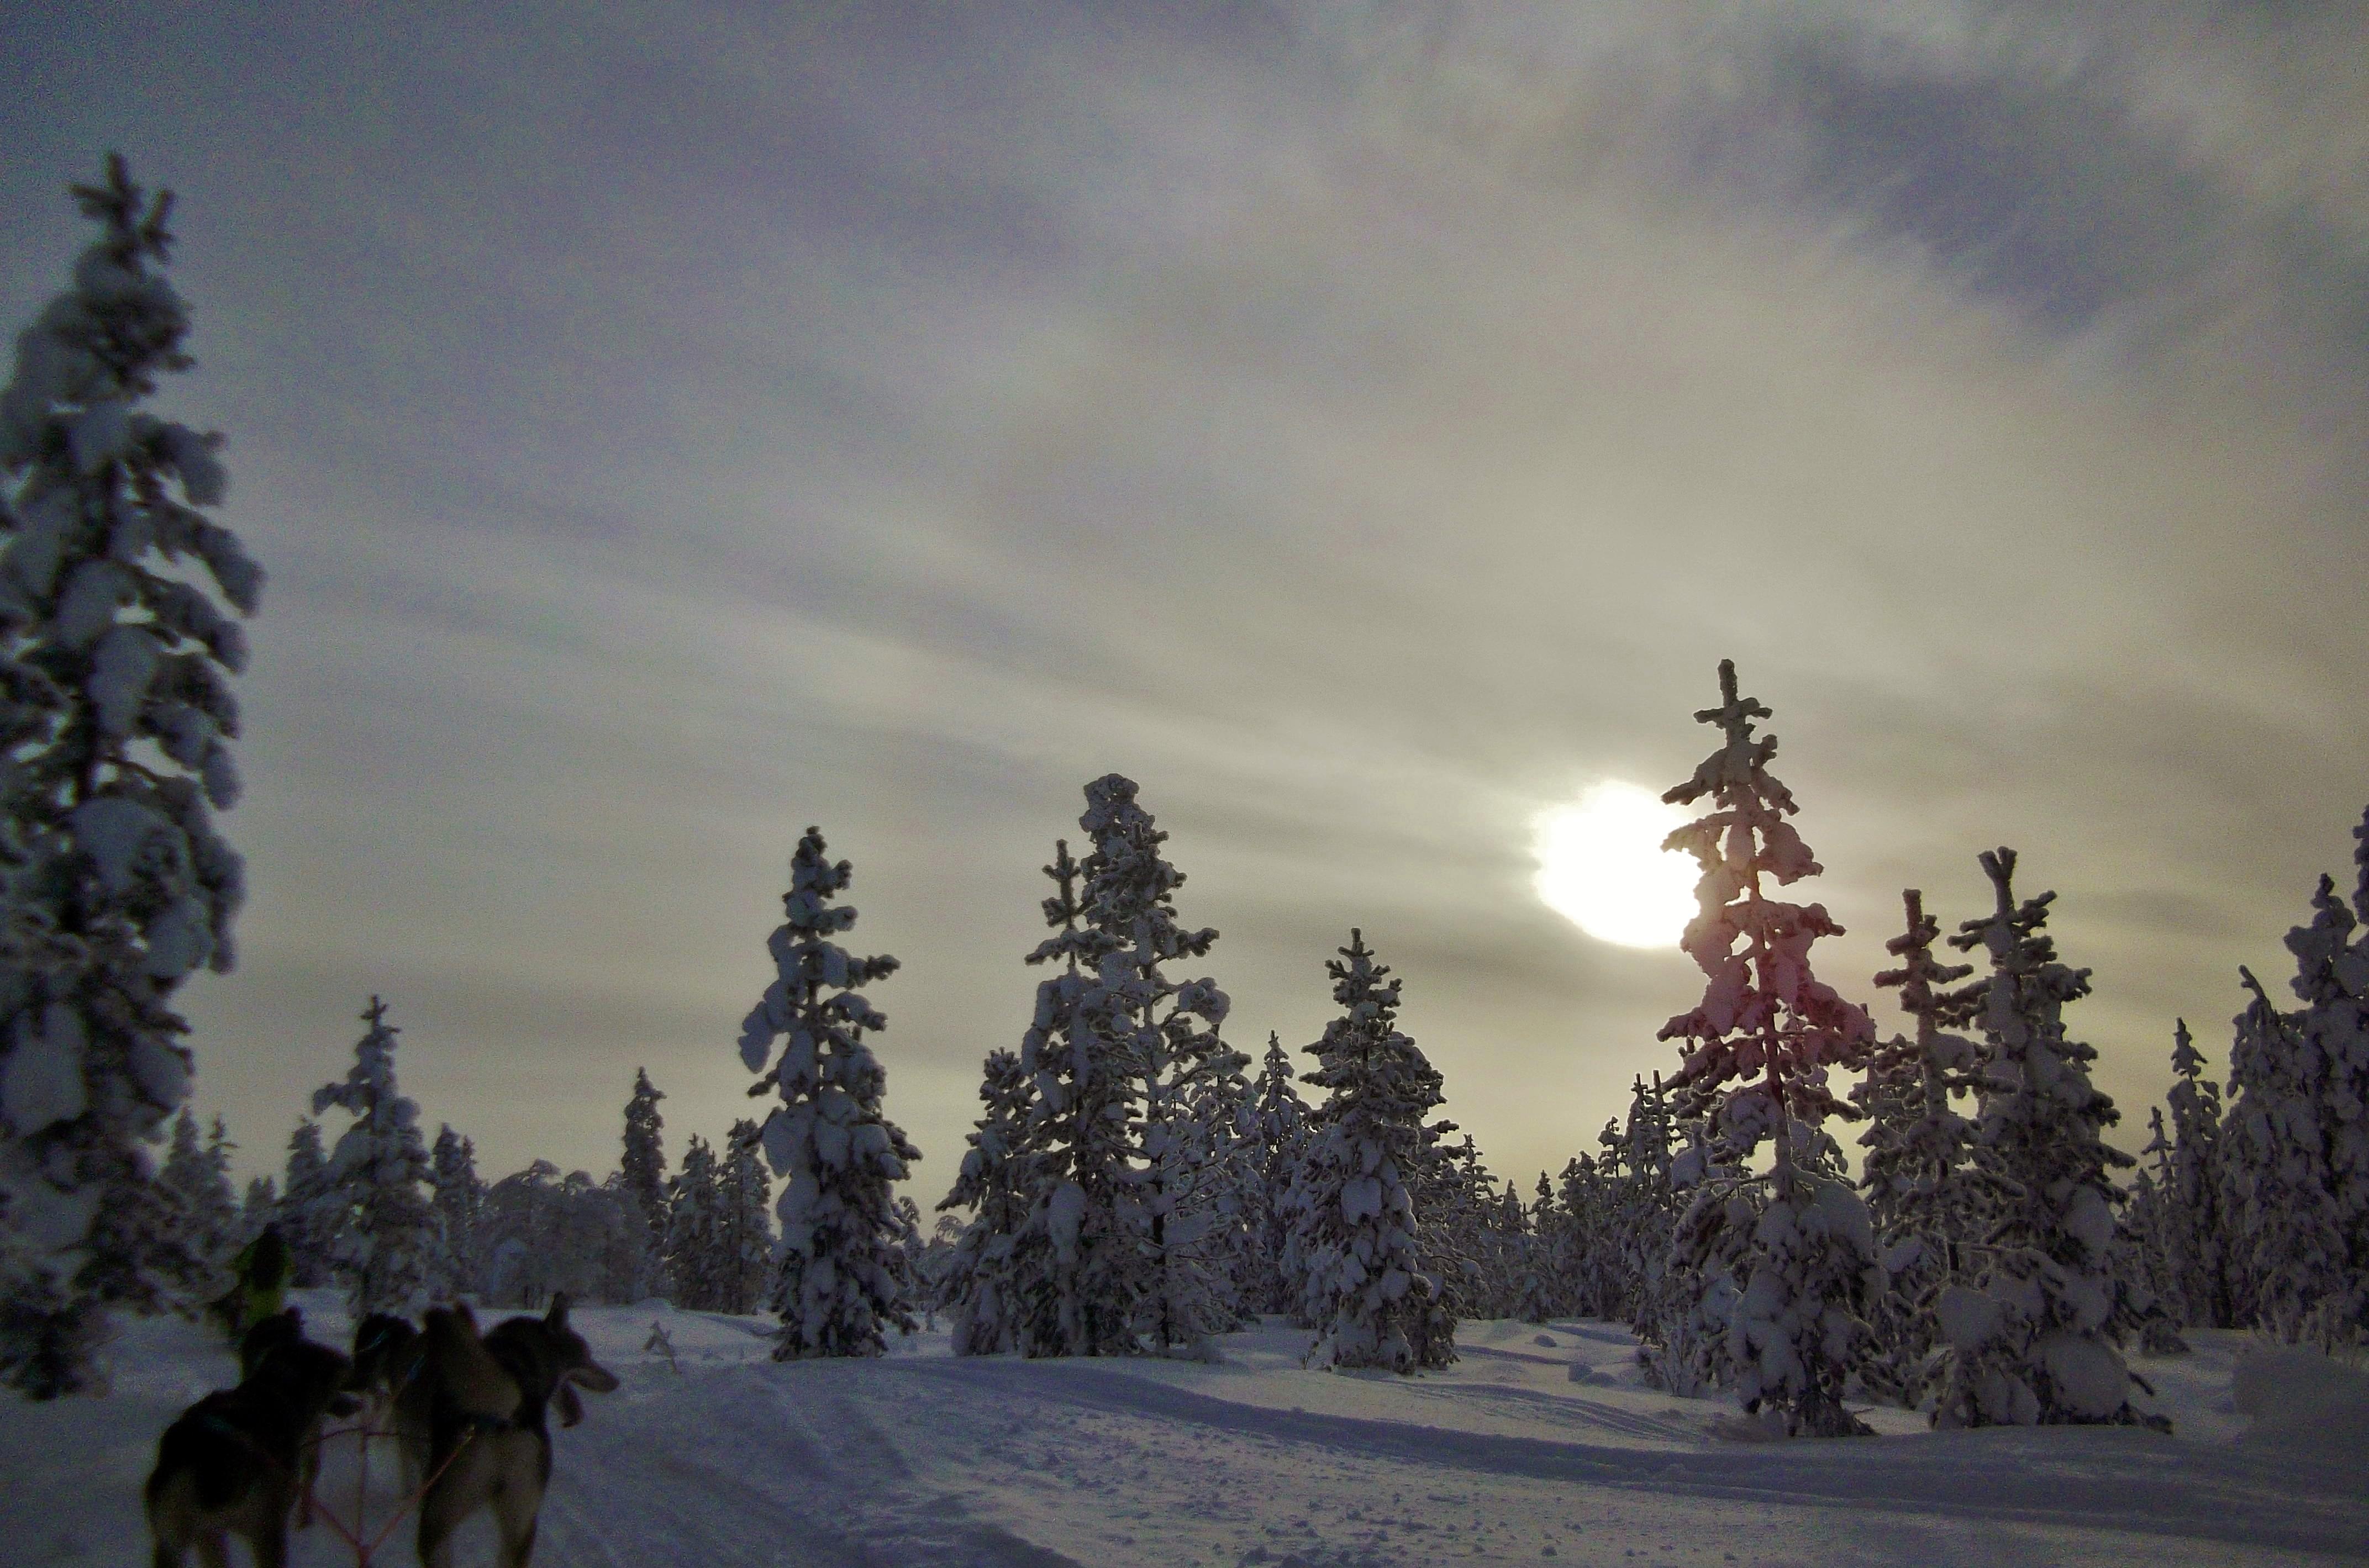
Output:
[1245,1032,1309,1317]
[892,1195,929,1318]
[1581,1076,1675,1330]
[938,1047,1044,1354]
[1423,1132,1507,1322]
[235,1175,275,1247]
[1644,1118,1741,1397]
[1518,1173,1561,1323]
[0,157,263,1398]
[2160,1021,2231,1328]
[2125,1112,2190,1354]
[663,1133,722,1311]
[1284,930,1453,1372]
[2340,805,2369,1302]
[715,1120,775,1315]
[1493,1181,1535,1321]
[738,827,922,1359]
[477,1160,567,1307]
[1201,1064,1265,1332]
[1012,836,1127,1356]
[310,997,443,1316]
[592,1172,651,1302]
[275,1118,334,1287]
[1620,1075,1684,1329]
[911,1213,961,1330]
[2220,965,2352,1343]
[200,1114,238,1238]
[1650,661,1879,1436]
[2259,827,2369,1340]
[1071,775,1242,1353]
[1929,849,2159,1429]
[429,1123,482,1295]
[474,1161,640,1307]
[1554,1153,1608,1318]
[1854,889,1996,1407]
[620,1067,667,1268]
[156,1107,238,1287]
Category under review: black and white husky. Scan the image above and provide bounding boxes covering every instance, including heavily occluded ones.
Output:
[397,1295,620,1568]
[145,1315,360,1568]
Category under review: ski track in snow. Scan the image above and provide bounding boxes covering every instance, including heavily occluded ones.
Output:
[6,1296,2363,1567]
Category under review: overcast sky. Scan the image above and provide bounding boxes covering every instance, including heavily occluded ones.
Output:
[4,1,2365,1197]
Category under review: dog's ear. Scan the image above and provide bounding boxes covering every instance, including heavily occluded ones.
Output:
[554,1380,585,1428]
[286,1306,304,1331]
[545,1293,571,1329]
[451,1302,480,1334]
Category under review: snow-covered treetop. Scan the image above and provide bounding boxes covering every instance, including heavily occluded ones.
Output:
[2169,1017,2207,1084]
[430,1123,477,1186]
[1033,775,1233,1097]
[1616,1072,1673,1179]
[1303,931,1440,1118]
[736,826,899,1087]
[0,154,264,988]
[2233,965,2302,1084]
[312,995,416,1132]
[1326,928,1398,1025]
[1947,849,2091,1068]
[1255,1032,1306,1123]
[1026,838,1091,974]
[2282,873,2364,1009]
[1078,773,1218,979]
[622,1065,666,1216]
[943,1048,1031,1212]
[1656,661,1872,1164]
[1874,890,1974,1027]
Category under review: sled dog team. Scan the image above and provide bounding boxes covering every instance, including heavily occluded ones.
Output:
[145,1295,619,1567]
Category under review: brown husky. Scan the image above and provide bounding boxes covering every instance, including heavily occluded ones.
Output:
[398,1296,620,1568]
[145,1324,360,1568]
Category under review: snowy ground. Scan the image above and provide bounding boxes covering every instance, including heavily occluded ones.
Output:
[8,1293,2366,1567]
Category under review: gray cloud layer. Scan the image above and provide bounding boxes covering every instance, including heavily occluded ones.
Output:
[2,1,2362,1194]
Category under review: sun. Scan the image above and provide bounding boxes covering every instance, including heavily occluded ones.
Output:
[1531,782,1699,949]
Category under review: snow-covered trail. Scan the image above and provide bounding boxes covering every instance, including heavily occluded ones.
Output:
[8,1299,2365,1567]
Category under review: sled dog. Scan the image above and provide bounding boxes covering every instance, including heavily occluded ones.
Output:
[237,1305,307,1379]
[403,1295,620,1568]
[145,1324,360,1568]
[350,1310,424,1415]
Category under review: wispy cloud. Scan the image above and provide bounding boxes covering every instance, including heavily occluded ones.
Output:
[3,0,2361,1187]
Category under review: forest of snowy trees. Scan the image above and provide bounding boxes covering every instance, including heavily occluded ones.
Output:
[4,160,2368,1446]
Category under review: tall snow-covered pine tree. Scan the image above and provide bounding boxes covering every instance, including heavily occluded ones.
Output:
[0,156,262,1397]
[1284,930,1452,1372]
[738,827,921,1358]
[429,1123,483,1295]
[310,996,442,1316]
[938,1047,1044,1355]
[715,1119,774,1316]
[1929,850,2157,1429]
[1655,659,1878,1436]
[620,1068,667,1264]
[1855,889,1994,1406]
[1072,775,1240,1351]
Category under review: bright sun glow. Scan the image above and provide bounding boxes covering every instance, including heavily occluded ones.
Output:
[1532,782,1698,949]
